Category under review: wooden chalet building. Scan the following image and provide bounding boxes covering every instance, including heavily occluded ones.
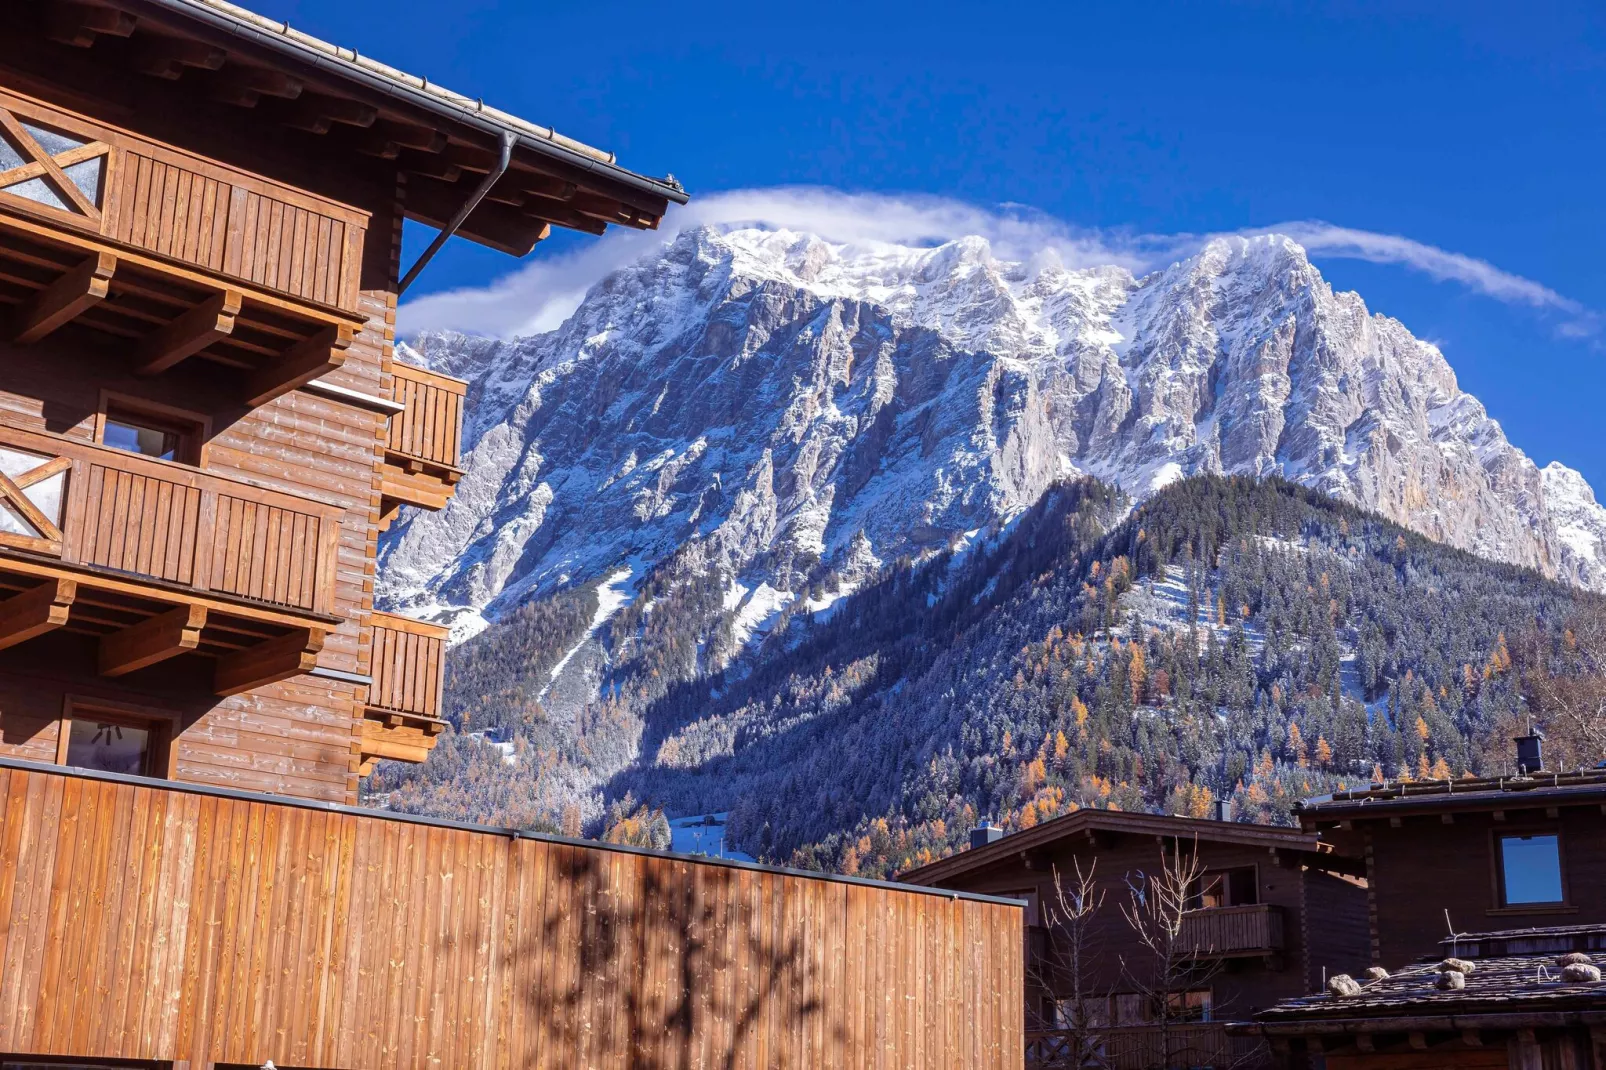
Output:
[0,3,1032,1069]
[1242,925,1606,1070]
[1295,736,1606,972]
[900,808,1372,1069]
[0,0,685,797]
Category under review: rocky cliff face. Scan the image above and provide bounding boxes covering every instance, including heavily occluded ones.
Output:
[379,227,1606,638]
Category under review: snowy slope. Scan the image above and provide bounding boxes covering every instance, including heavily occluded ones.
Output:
[380,227,1606,640]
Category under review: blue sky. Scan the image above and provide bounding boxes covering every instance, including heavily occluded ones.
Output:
[261,0,1605,486]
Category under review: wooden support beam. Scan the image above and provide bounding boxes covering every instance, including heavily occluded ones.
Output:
[13,251,116,344]
[136,289,241,375]
[46,2,137,47]
[1441,813,1455,824]
[215,627,325,696]
[307,95,378,129]
[210,67,304,108]
[244,323,355,408]
[1407,1032,1428,1051]
[1355,1034,1375,1053]
[378,120,447,153]
[0,578,76,652]
[129,37,225,79]
[99,604,207,677]
[351,129,400,160]
[1462,1030,1483,1048]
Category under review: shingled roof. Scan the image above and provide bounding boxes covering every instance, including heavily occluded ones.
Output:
[1251,926,1606,1030]
[1296,768,1606,824]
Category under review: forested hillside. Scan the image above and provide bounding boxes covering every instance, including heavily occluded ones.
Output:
[372,476,1602,875]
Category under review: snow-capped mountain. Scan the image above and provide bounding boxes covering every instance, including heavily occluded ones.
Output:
[379,227,1606,638]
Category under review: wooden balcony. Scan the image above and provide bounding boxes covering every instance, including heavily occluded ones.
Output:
[0,421,339,693]
[1027,1024,1268,1070]
[0,84,366,406]
[379,360,466,527]
[359,609,448,772]
[1179,904,1285,959]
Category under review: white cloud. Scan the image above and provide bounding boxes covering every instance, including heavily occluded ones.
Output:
[398,187,1597,341]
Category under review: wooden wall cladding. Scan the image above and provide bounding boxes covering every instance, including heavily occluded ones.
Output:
[0,763,1024,1069]
[0,85,368,314]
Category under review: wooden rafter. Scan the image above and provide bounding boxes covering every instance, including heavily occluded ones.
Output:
[12,250,116,343]
[135,288,242,375]
[243,322,355,408]
[99,603,207,676]
[129,36,225,80]
[214,626,325,696]
[0,578,76,652]
[44,2,137,48]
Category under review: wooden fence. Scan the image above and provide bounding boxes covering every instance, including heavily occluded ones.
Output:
[0,760,1023,1069]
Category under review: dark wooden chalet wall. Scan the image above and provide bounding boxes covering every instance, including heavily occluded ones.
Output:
[913,832,1369,1023]
[0,762,1024,1069]
[0,41,409,802]
[1361,808,1606,970]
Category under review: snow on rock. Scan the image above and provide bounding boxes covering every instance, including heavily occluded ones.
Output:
[379,227,1606,645]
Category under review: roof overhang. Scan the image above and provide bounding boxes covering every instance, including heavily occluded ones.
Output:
[16,0,689,253]
[899,808,1341,886]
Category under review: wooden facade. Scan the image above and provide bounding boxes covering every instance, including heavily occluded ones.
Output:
[901,810,1371,1067]
[1297,769,1606,971]
[0,0,683,804]
[0,758,1025,1069]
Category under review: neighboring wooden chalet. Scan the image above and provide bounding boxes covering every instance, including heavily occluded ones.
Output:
[0,0,683,799]
[1241,925,1606,1070]
[0,756,1026,1068]
[900,808,1371,1069]
[1295,736,1606,972]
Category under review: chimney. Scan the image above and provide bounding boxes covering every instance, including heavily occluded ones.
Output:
[1514,727,1545,775]
[970,819,1004,851]
[1213,798,1232,822]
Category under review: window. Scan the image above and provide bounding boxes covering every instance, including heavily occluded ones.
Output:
[1166,989,1213,1022]
[1498,832,1564,906]
[95,397,207,466]
[56,699,173,779]
[1188,866,1257,909]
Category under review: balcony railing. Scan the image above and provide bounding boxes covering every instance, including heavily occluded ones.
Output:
[379,360,467,525]
[1179,904,1284,958]
[0,85,366,407]
[0,422,341,617]
[1026,1024,1269,1070]
[360,610,449,771]
[0,84,368,314]
[0,422,340,693]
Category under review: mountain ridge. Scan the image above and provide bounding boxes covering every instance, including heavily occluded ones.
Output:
[381,226,1606,649]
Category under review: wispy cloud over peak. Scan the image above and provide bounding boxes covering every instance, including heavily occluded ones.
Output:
[398,187,1596,342]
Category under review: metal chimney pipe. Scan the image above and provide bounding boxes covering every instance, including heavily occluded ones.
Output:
[970,819,1004,851]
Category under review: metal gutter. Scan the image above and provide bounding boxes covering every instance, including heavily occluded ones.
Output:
[130,0,689,208]
[302,378,404,416]
[307,665,373,687]
[0,755,1025,909]
[398,130,513,294]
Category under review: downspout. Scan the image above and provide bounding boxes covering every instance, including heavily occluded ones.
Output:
[397,129,515,295]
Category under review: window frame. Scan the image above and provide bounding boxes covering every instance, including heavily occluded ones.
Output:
[1489,825,1570,912]
[56,695,177,780]
[1187,864,1259,910]
[93,391,211,468]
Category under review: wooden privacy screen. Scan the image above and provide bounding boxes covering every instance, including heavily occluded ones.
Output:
[387,361,468,472]
[0,763,1024,1069]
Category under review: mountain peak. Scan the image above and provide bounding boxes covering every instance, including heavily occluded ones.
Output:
[381,225,1606,640]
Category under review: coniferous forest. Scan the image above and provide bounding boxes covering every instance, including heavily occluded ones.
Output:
[370,476,1604,876]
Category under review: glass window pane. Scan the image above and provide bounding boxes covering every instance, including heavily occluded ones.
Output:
[0,500,35,537]
[62,156,102,206]
[103,417,178,461]
[1501,834,1563,904]
[66,718,151,776]
[20,122,85,157]
[1,176,69,211]
[0,132,25,171]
